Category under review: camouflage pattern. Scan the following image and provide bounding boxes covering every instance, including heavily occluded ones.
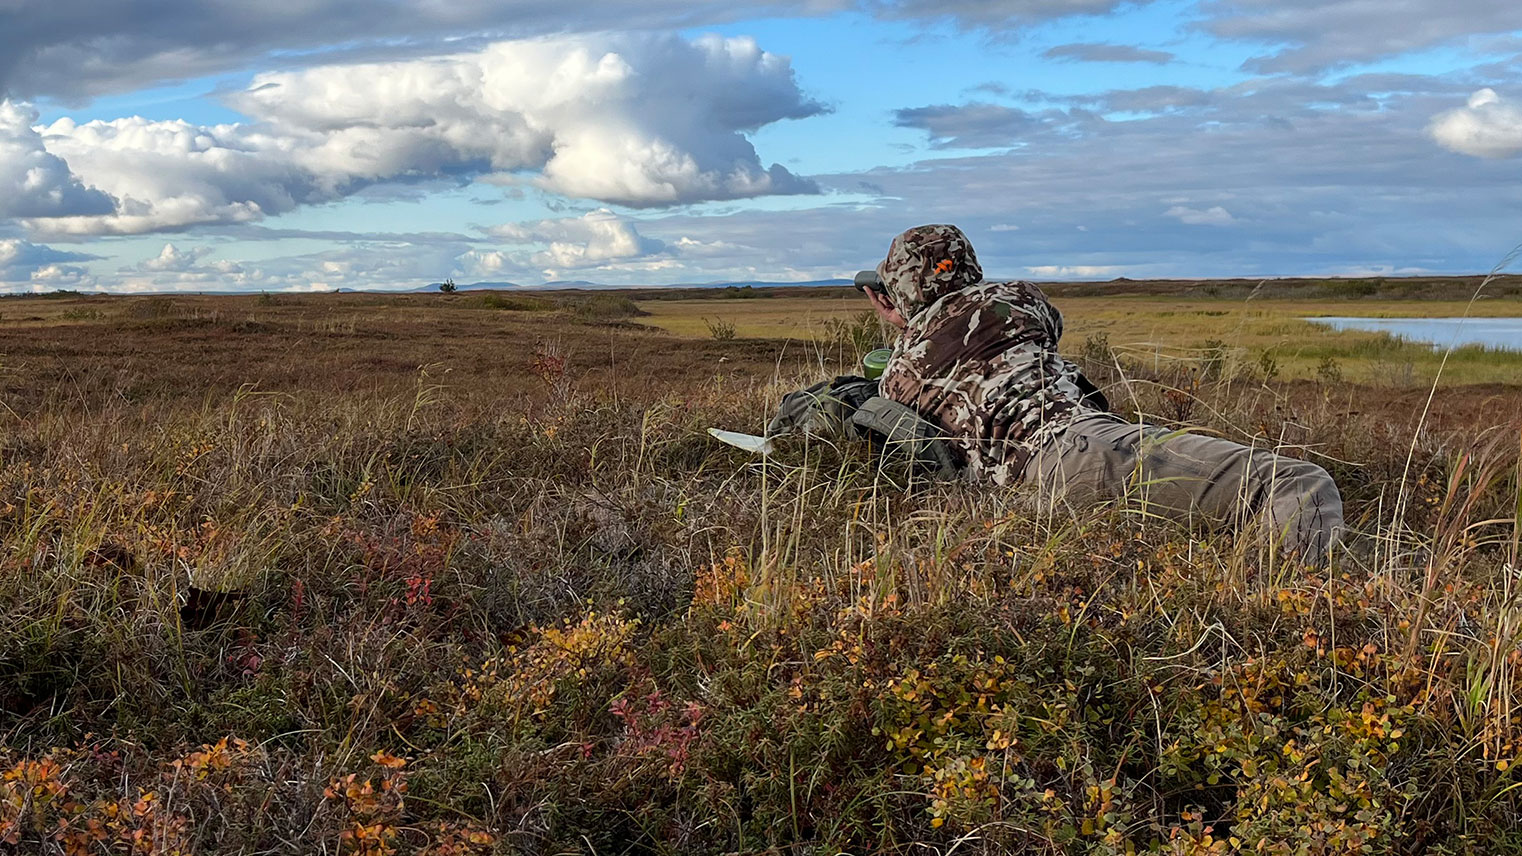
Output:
[877,224,1096,485]
[767,375,881,439]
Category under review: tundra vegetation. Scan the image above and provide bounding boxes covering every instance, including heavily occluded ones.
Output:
[2,282,1522,854]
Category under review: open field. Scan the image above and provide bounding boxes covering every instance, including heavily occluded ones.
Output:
[3,284,1522,853]
[633,289,1522,385]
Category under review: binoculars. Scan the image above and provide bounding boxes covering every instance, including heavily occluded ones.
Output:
[853,269,887,296]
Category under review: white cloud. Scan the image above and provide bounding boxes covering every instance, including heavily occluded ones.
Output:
[1165,205,1236,226]
[1430,89,1522,158]
[28,115,338,236]
[28,263,93,287]
[671,235,745,256]
[0,100,114,219]
[486,208,667,269]
[989,223,1021,232]
[137,242,214,272]
[456,250,517,279]
[15,33,821,238]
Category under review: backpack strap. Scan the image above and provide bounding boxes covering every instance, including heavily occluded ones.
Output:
[767,375,881,438]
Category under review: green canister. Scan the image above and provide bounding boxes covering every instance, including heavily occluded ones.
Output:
[862,348,893,380]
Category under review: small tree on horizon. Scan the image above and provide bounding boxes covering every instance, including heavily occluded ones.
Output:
[439,278,457,293]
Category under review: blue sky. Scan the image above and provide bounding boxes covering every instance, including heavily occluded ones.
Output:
[2,0,1522,292]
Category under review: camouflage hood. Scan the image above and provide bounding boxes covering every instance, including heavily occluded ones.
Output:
[875,224,984,319]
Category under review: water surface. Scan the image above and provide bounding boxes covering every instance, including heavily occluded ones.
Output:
[1307,317,1522,351]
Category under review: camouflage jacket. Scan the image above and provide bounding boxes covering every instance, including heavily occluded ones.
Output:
[876,224,1099,485]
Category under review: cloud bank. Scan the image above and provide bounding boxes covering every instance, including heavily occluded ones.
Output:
[1,0,1173,101]
[0,238,97,287]
[9,33,822,238]
[1199,0,1522,73]
[3,0,1508,101]
[0,0,861,100]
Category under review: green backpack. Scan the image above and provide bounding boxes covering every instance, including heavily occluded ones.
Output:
[766,376,964,480]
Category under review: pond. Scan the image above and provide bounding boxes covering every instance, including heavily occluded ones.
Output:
[1306,317,1522,351]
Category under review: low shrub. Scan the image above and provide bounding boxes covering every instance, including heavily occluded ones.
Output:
[568,293,647,322]
[704,317,737,341]
[479,292,554,312]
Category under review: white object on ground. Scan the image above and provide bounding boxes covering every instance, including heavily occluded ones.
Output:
[707,428,774,456]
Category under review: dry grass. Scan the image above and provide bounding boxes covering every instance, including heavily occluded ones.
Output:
[1,289,1522,853]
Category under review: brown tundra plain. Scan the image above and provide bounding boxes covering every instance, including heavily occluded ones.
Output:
[4,279,1522,854]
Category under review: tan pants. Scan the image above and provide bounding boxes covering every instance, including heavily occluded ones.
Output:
[1023,414,1344,559]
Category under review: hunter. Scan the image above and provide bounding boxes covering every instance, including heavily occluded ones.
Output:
[857,223,1344,559]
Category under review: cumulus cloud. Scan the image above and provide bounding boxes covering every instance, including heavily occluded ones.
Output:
[107,243,271,292]
[0,100,113,218]
[1165,205,1236,226]
[486,209,667,270]
[1430,89,1522,158]
[231,33,823,206]
[137,243,215,272]
[27,263,93,287]
[27,114,321,236]
[1042,43,1174,64]
[455,250,518,280]
[16,34,822,237]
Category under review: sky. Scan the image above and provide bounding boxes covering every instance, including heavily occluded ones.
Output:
[2,0,1522,293]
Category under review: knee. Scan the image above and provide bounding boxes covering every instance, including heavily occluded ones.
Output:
[1266,459,1344,556]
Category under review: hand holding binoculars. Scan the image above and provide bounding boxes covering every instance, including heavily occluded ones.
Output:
[853,270,886,295]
